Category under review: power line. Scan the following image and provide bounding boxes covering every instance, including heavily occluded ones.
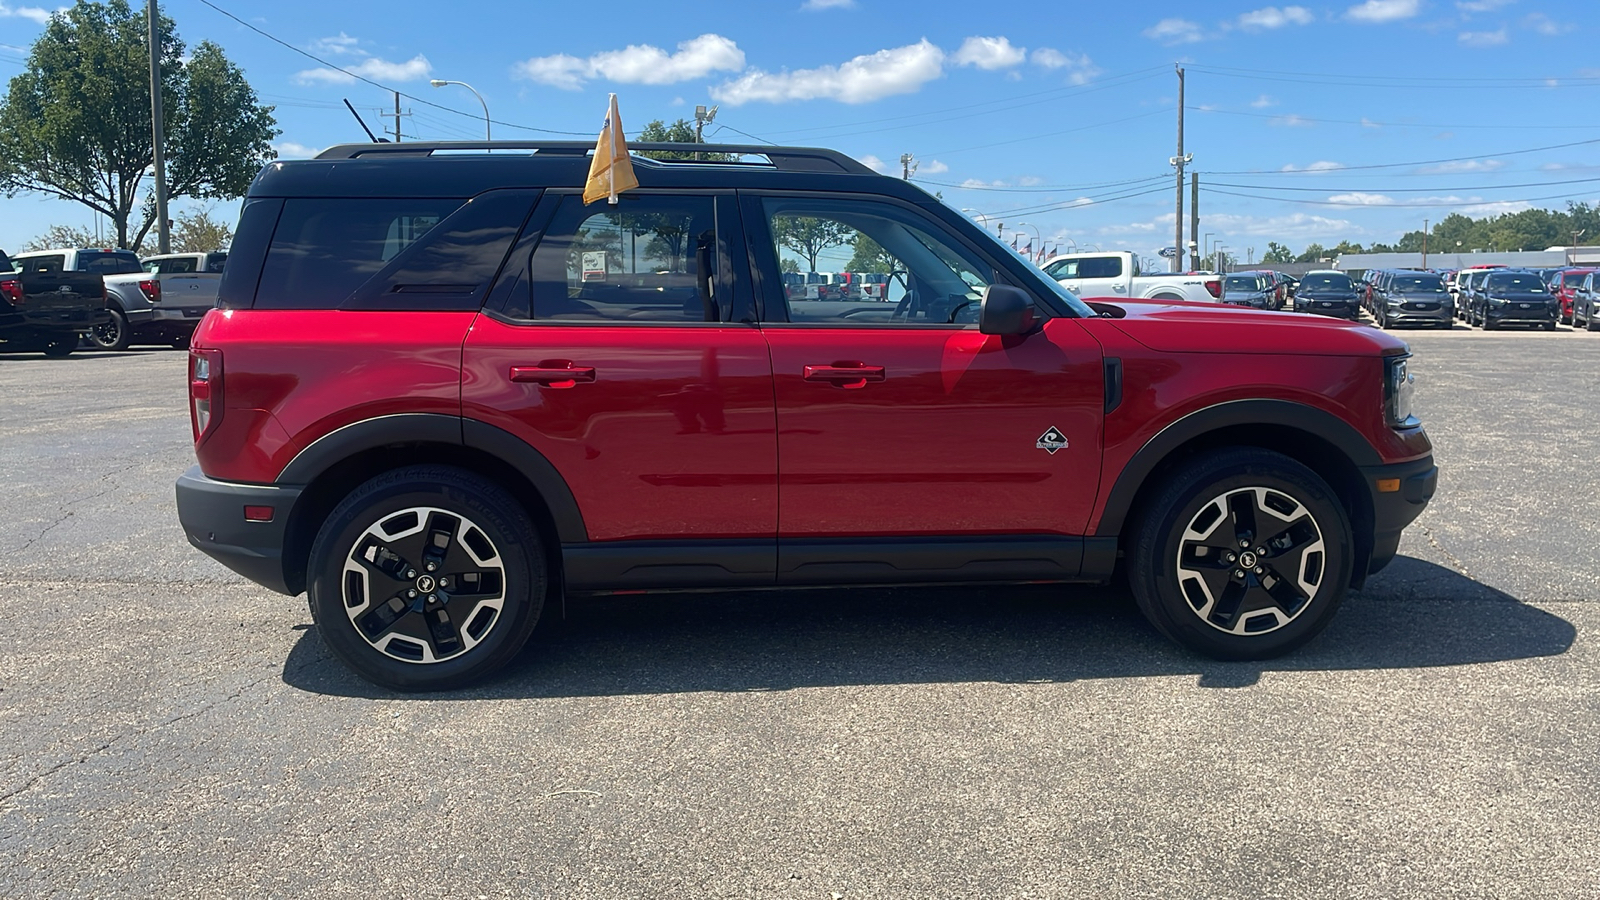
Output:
[194,0,594,136]
[1207,175,1600,194]
[1184,63,1600,90]
[1189,105,1600,131]
[1199,136,1600,176]
[920,174,1170,193]
[1203,186,1600,209]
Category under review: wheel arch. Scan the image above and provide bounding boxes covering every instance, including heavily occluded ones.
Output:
[1099,400,1379,588]
[276,414,584,595]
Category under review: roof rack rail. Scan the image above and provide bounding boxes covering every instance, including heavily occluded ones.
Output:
[313,141,876,175]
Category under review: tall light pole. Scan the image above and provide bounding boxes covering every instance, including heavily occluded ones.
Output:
[430,80,490,140]
[1421,218,1429,269]
[147,0,169,253]
[961,208,990,232]
[1215,243,1228,274]
[1016,221,1043,261]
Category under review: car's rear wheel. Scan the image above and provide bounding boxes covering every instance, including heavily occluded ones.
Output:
[307,465,546,691]
[41,333,75,357]
[1126,448,1352,660]
[88,308,130,351]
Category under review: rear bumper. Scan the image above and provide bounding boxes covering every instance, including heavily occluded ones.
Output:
[1359,455,1437,576]
[9,307,112,332]
[175,466,303,595]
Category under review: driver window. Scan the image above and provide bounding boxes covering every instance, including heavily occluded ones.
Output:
[762,198,995,327]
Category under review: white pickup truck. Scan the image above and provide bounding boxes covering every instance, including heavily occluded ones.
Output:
[1040,251,1221,303]
[95,251,226,351]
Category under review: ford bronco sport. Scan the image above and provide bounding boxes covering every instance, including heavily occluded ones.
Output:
[175,141,1437,690]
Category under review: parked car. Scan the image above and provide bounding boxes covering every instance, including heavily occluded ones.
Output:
[1548,268,1596,325]
[1451,265,1503,319]
[856,272,890,300]
[1571,272,1600,331]
[1294,270,1362,319]
[92,251,227,351]
[1372,271,1452,329]
[0,248,112,356]
[1467,269,1557,330]
[175,139,1436,690]
[1041,251,1221,303]
[1220,272,1276,309]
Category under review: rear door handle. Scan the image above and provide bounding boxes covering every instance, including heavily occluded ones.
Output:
[803,364,886,389]
[510,364,597,387]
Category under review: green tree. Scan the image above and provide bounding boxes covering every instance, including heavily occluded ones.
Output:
[1261,241,1293,264]
[22,223,101,251]
[1294,243,1328,264]
[779,257,800,274]
[635,118,732,161]
[844,234,894,273]
[169,207,233,252]
[772,215,853,272]
[0,0,278,251]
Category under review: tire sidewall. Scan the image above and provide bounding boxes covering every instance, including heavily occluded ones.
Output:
[90,309,130,351]
[1130,451,1353,661]
[308,467,545,691]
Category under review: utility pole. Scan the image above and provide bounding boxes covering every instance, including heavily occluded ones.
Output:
[1170,65,1191,273]
[1189,172,1199,271]
[1421,218,1429,269]
[693,104,717,160]
[900,152,918,180]
[147,0,169,253]
[394,92,402,142]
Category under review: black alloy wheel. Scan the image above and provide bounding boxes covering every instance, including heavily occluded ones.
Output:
[1127,448,1352,660]
[307,465,546,691]
[88,308,131,351]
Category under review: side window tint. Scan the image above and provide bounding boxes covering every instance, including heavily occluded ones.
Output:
[23,256,65,274]
[1077,256,1122,279]
[524,194,720,322]
[762,197,995,327]
[158,257,197,274]
[205,253,228,273]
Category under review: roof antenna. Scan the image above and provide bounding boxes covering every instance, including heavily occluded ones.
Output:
[343,99,390,143]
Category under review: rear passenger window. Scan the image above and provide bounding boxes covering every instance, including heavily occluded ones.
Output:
[513,193,722,322]
[1076,256,1123,279]
[256,193,531,310]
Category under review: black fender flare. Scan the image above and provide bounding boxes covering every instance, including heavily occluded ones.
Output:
[1095,399,1380,537]
[277,412,587,543]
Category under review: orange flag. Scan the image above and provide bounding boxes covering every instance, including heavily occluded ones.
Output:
[583,94,639,205]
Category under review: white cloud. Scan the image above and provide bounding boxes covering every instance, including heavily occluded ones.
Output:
[1457,0,1513,11]
[1524,13,1573,36]
[1459,27,1509,47]
[1100,211,1358,242]
[295,55,433,85]
[1329,192,1398,205]
[960,178,1007,189]
[1143,18,1207,44]
[1346,0,1421,23]
[801,0,854,8]
[1251,94,1278,108]
[712,39,945,105]
[1415,159,1504,174]
[310,33,361,56]
[1361,117,1382,128]
[272,141,321,159]
[922,159,949,174]
[1030,48,1102,84]
[1018,175,1044,186]
[1323,192,1533,215]
[516,34,745,90]
[857,154,890,174]
[0,2,50,24]
[1281,160,1344,172]
[953,36,1027,70]
[0,2,48,24]
[1238,6,1315,29]
[1272,114,1314,127]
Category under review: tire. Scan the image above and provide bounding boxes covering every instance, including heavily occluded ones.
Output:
[41,333,75,357]
[88,307,131,351]
[1126,448,1353,661]
[307,465,547,691]
[1588,314,1599,333]
[1543,321,1557,331]
[1484,316,1499,331]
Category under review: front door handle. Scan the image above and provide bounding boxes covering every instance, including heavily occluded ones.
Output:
[803,363,886,389]
[510,364,597,388]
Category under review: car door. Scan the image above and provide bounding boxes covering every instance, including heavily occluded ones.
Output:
[1052,254,1126,298]
[460,190,778,583]
[744,193,1106,583]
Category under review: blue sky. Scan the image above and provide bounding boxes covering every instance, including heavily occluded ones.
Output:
[2,0,1597,262]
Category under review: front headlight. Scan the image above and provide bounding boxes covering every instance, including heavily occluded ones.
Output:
[1489,297,1508,306]
[1386,354,1417,428]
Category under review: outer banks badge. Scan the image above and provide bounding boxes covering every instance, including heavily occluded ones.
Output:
[1036,427,1068,455]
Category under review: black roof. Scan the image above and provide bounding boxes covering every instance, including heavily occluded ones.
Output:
[249,141,926,201]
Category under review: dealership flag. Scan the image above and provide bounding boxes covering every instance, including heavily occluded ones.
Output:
[583,94,639,205]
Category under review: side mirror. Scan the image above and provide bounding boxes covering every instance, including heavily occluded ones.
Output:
[980,284,1037,335]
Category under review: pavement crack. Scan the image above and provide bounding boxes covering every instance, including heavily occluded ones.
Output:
[0,461,144,557]
[1418,522,1471,577]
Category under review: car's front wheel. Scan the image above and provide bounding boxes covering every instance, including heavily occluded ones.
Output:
[1126,448,1352,660]
[307,465,547,691]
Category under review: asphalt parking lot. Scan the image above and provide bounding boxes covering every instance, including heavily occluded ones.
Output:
[2,324,1597,899]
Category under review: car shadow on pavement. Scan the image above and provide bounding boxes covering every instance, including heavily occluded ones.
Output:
[281,555,1576,699]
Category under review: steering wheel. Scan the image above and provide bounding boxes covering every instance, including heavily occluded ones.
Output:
[946,297,980,324]
[887,268,915,321]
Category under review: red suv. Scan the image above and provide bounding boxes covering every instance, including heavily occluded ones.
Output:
[1550,269,1596,325]
[175,141,1437,690]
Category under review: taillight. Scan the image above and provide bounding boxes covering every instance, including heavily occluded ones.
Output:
[0,278,21,306]
[1204,279,1222,299]
[138,279,161,303]
[189,348,223,442]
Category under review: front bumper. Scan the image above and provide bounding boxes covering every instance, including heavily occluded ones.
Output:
[176,465,304,595]
[1384,303,1452,326]
[1359,454,1437,577]
[1484,302,1557,325]
[1298,299,1359,318]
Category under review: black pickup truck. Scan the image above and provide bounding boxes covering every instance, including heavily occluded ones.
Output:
[0,248,111,357]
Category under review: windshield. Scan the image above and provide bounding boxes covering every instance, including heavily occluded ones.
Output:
[1391,275,1446,292]
[1300,273,1353,291]
[1485,274,1544,292]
